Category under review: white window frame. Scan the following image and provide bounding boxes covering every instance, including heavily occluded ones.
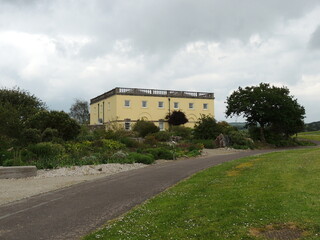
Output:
[124,100,130,107]
[189,103,194,109]
[174,102,179,109]
[142,100,147,108]
[158,101,164,108]
[203,103,208,110]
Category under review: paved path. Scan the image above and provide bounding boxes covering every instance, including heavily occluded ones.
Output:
[0,149,278,240]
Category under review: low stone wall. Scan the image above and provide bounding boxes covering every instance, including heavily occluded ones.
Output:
[0,166,37,179]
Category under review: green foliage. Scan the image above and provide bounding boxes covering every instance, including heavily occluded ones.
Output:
[101,139,125,150]
[228,131,254,149]
[144,135,158,146]
[144,147,174,160]
[171,126,192,139]
[166,110,188,126]
[133,120,159,137]
[193,114,220,139]
[41,128,59,142]
[69,99,90,124]
[226,83,305,142]
[128,152,155,164]
[27,110,81,141]
[0,87,45,141]
[21,128,41,145]
[152,131,172,142]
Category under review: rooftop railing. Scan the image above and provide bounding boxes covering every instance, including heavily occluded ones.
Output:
[90,87,214,104]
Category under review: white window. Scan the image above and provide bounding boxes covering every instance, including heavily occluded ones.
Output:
[124,119,131,130]
[142,100,147,108]
[158,101,164,108]
[189,103,194,109]
[174,102,179,109]
[159,120,164,131]
[124,100,130,107]
[203,103,208,110]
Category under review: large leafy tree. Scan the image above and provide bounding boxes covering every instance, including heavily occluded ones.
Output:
[0,87,46,139]
[225,83,305,142]
[69,99,90,124]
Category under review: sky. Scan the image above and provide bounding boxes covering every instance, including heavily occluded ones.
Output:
[0,0,319,123]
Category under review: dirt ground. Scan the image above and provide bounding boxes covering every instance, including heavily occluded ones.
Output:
[0,148,244,206]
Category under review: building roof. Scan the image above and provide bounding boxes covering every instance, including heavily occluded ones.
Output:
[90,87,214,104]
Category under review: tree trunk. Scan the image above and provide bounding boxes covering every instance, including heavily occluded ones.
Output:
[260,124,266,143]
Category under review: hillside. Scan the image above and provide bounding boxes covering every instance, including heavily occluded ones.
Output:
[305,121,320,131]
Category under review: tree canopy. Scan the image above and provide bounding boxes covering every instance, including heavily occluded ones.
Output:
[166,110,188,126]
[0,87,46,140]
[225,83,305,142]
[69,99,90,124]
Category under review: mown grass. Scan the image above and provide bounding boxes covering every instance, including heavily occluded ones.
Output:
[298,131,320,142]
[84,147,320,240]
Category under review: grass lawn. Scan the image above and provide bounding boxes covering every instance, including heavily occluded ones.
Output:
[84,147,320,240]
[298,131,320,142]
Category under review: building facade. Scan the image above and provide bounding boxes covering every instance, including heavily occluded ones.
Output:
[90,87,214,130]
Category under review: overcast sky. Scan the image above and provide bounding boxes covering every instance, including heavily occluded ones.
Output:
[0,0,319,122]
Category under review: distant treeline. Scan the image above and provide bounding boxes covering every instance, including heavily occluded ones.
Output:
[229,121,320,132]
[304,121,320,132]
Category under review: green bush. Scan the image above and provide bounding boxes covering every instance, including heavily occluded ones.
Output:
[152,131,172,142]
[193,115,221,139]
[119,137,140,148]
[42,128,59,142]
[144,147,174,160]
[101,139,125,150]
[128,152,155,164]
[144,135,158,146]
[229,131,254,149]
[21,128,41,145]
[133,120,159,137]
[171,126,192,139]
[28,142,65,158]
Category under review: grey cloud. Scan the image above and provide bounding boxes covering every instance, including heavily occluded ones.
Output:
[309,25,320,49]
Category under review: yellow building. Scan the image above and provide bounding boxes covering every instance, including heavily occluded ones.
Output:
[90,87,214,130]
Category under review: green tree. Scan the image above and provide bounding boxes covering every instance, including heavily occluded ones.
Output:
[225,83,305,142]
[69,99,90,124]
[0,87,45,140]
[133,120,159,137]
[27,110,81,141]
[193,114,221,139]
[166,110,188,126]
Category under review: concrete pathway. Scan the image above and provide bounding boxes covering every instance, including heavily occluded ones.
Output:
[0,149,278,240]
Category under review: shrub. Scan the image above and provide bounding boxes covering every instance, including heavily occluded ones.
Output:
[229,131,254,149]
[171,126,192,139]
[128,152,155,164]
[152,131,172,142]
[21,128,41,145]
[144,135,158,146]
[101,139,125,150]
[144,147,174,160]
[133,120,159,137]
[28,142,65,158]
[42,128,59,142]
[193,115,221,139]
[119,137,140,148]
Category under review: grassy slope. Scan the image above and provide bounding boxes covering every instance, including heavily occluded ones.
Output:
[298,131,320,142]
[84,147,320,240]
